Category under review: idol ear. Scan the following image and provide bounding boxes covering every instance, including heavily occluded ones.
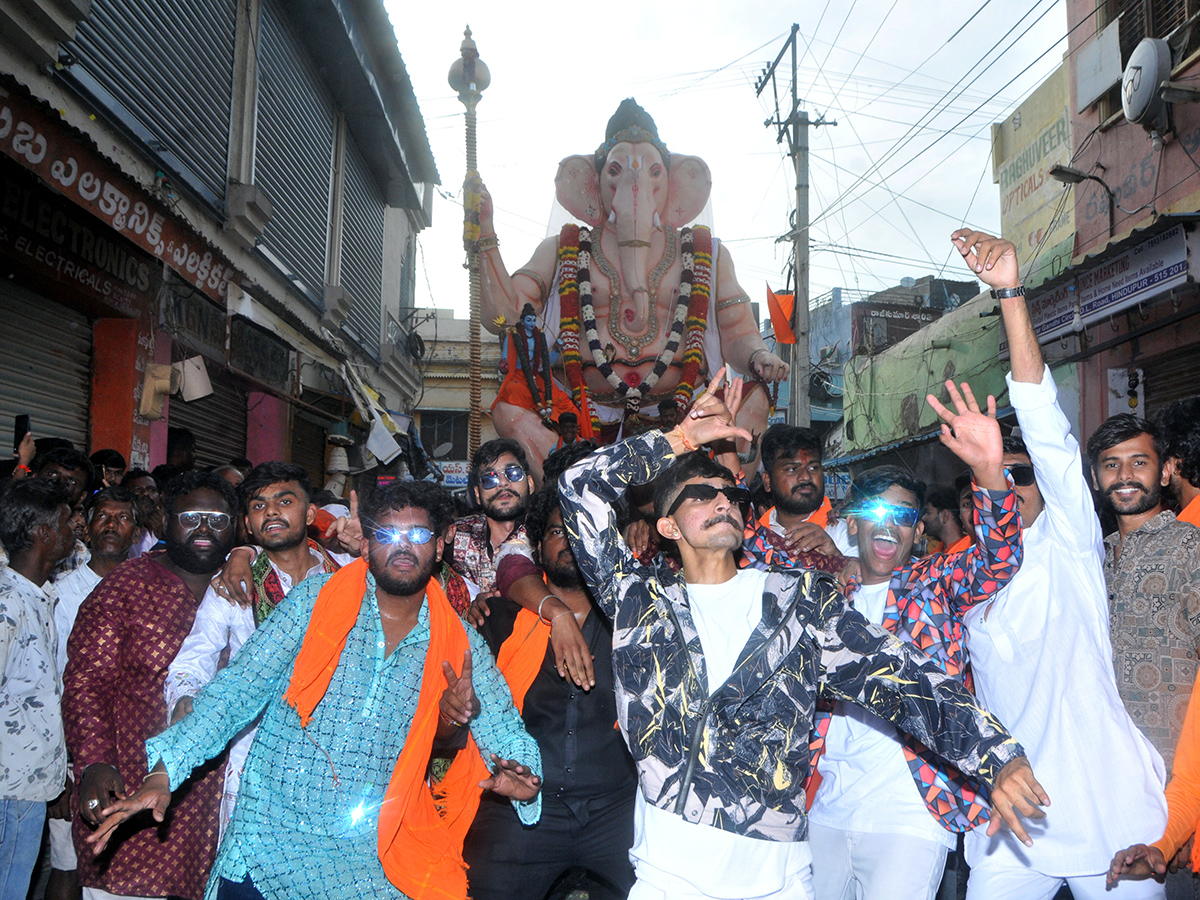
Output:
[555,156,603,226]
[662,155,712,228]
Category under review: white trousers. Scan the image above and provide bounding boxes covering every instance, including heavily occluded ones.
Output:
[965,861,1166,900]
[82,889,165,900]
[627,866,815,900]
[47,817,76,871]
[807,823,949,900]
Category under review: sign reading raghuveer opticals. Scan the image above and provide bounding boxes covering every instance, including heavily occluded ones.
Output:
[0,79,237,304]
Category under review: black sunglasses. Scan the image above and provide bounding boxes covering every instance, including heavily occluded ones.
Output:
[667,483,751,518]
[1006,464,1037,487]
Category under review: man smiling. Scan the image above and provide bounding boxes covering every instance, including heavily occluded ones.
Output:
[63,471,238,900]
[807,381,1025,900]
[1091,415,1200,773]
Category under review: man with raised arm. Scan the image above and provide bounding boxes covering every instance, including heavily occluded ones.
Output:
[949,230,1167,900]
[556,368,1048,900]
[84,481,541,900]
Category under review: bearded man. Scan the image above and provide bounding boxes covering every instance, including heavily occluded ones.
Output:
[86,481,541,900]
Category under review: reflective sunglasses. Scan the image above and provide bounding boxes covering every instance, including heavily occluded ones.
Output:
[847,501,921,528]
[374,526,435,545]
[1006,464,1037,487]
[176,510,232,531]
[667,483,752,518]
[479,464,527,490]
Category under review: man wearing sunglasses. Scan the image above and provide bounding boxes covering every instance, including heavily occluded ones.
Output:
[452,439,533,598]
[557,368,1047,900]
[63,471,239,900]
[948,230,1167,900]
[807,377,1028,900]
[88,480,542,900]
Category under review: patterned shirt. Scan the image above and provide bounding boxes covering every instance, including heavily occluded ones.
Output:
[147,571,540,900]
[62,553,224,900]
[1107,511,1200,770]
[0,565,65,801]
[558,431,1024,844]
[450,513,526,595]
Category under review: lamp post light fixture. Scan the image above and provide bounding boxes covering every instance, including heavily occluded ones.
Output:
[1049,163,1115,238]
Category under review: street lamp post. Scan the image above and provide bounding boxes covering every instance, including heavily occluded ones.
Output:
[448,26,490,457]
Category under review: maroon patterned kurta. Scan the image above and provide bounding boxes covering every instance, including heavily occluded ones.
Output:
[62,553,224,900]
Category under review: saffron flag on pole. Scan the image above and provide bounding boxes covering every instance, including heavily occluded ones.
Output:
[767,284,796,344]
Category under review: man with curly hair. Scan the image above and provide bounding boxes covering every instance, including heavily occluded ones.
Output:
[1156,397,1200,526]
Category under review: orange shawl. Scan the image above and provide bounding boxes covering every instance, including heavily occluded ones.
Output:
[1180,496,1200,527]
[759,496,832,531]
[495,607,551,714]
[284,558,489,900]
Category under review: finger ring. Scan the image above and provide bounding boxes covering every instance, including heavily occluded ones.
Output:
[87,798,99,810]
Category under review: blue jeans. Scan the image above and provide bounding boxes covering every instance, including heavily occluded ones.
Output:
[0,799,46,900]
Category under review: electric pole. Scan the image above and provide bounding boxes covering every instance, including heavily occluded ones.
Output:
[755,25,834,428]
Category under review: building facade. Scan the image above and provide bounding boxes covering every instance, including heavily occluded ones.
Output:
[0,0,434,485]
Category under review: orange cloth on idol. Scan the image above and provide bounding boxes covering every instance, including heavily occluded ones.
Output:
[1180,496,1200,527]
[944,534,973,554]
[1153,671,1200,869]
[758,496,832,532]
[492,335,580,422]
[495,607,552,714]
[283,558,489,900]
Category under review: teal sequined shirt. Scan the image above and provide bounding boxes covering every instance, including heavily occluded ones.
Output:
[147,572,541,900]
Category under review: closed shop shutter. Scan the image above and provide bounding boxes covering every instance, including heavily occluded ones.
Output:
[65,0,236,206]
[1144,347,1200,419]
[340,134,385,359]
[256,0,334,303]
[0,281,91,449]
[290,410,328,491]
[167,370,247,469]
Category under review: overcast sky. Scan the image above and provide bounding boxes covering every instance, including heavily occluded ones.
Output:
[386,0,1069,321]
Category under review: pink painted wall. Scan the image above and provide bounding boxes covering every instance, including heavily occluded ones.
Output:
[246,391,289,465]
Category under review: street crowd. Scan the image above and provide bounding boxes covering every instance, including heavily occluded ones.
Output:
[2,231,1200,900]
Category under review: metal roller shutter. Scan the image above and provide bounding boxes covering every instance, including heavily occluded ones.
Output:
[167,369,247,469]
[340,134,385,358]
[65,0,236,206]
[256,0,334,303]
[0,282,91,449]
[290,410,328,491]
[1144,348,1200,419]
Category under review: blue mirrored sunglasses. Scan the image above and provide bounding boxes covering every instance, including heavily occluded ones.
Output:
[374,526,435,545]
[479,464,526,490]
[848,501,921,528]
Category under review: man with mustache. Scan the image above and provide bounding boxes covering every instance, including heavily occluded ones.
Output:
[758,425,855,558]
[807,379,1024,900]
[465,484,637,900]
[1090,415,1200,775]
[63,471,238,900]
[165,462,339,839]
[450,439,532,605]
[47,487,139,900]
[557,369,1047,900]
[87,481,541,900]
[1156,398,1200,526]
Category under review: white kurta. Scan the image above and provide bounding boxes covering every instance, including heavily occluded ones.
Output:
[962,366,1167,876]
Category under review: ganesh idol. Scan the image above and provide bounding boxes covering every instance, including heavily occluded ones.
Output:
[478,99,789,472]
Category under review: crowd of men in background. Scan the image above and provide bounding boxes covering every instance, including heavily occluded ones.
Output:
[2,230,1200,900]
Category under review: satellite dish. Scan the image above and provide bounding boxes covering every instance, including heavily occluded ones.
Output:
[1123,38,1172,127]
[432,441,454,459]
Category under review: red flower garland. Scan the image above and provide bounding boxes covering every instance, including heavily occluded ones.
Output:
[675,226,713,412]
[556,226,598,434]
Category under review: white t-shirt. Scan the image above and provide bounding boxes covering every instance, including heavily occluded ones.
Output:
[53,563,102,676]
[630,566,813,899]
[807,580,955,849]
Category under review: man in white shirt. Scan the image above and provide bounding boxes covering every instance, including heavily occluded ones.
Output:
[558,370,1049,900]
[166,462,337,836]
[949,229,1167,900]
[0,479,75,900]
[46,486,138,900]
[758,424,856,557]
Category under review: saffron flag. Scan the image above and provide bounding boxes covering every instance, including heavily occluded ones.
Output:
[767,285,796,344]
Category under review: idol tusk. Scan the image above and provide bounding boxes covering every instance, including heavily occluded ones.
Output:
[653,210,662,231]
[608,210,617,224]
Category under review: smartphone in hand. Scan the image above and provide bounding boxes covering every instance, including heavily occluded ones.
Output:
[13,414,29,456]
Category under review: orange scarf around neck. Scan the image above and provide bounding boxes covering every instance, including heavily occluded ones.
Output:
[284,558,489,900]
[759,495,832,531]
[495,607,551,714]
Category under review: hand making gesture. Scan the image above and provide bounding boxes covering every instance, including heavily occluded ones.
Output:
[479,753,541,802]
[950,229,1021,292]
[84,766,171,855]
[439,649,479,728]
[926,380,1006,492]
[666,368,753,455]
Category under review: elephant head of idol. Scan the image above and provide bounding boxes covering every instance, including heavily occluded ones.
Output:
[555,99,712,333]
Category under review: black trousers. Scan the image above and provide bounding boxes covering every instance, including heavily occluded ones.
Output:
[215,876,266,900]
[463,788,636,900]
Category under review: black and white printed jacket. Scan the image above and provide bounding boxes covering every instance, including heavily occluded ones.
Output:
[558,430,1024,842]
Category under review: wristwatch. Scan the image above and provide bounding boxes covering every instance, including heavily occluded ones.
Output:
[990,286,1026,299]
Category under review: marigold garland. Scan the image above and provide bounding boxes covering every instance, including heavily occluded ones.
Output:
[675,227,713,412]
[556,226,597,432]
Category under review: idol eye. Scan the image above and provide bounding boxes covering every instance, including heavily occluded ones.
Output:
[608,163,621,176]
[650,164,663,177]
